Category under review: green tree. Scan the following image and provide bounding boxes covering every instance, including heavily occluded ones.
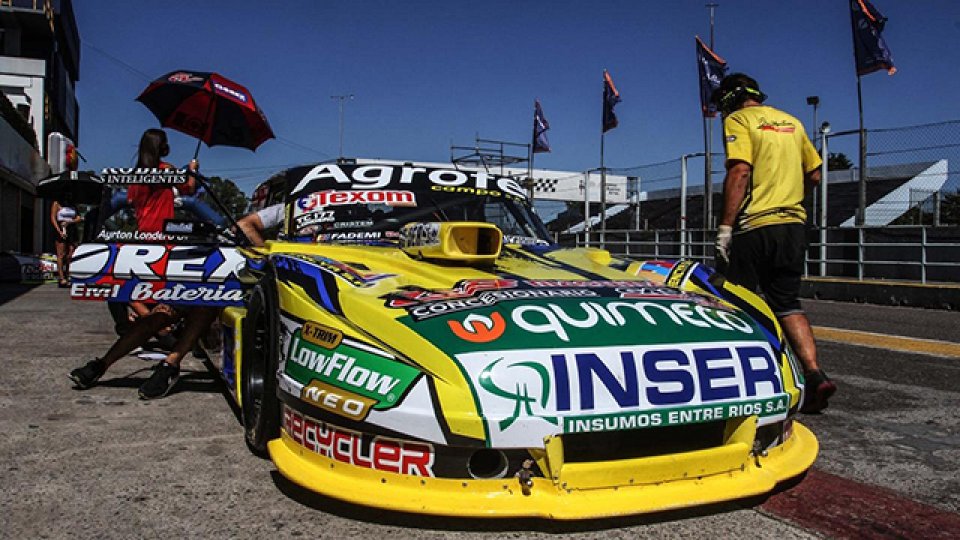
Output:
[828,152,853,171]
[204,176,249,220]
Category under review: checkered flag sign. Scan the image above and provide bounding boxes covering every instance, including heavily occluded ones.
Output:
[533,178,560,193]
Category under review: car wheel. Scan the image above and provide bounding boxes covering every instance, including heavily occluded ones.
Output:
[241,275,281,457]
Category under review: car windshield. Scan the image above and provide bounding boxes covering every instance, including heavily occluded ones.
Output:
[285,163,553,246]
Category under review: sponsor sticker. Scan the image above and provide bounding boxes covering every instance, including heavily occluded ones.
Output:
[665,260,695,289]
[300,380,377,421]
[101,168,189,185]
[289,163,528,201]
[283,406,434,476]
[96,230,189,243]
[447,312,507,343]
[285,329,419,408]
[71,243,246,283]
[68,243,246,306]
[167,72,203,83]
[297,189,417,209]
[454,341,788,447]
[294,210,335,229]
[406,297,758,356]
[302,321,343,349]
[400,222,441,248]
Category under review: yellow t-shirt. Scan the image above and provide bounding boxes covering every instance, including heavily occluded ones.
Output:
[722,105,822,230]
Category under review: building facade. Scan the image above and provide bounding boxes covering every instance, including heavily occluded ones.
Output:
[0,0,80,252]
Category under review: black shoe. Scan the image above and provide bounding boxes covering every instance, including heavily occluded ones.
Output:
[69,358,107,389]
[154,333,178,352]
[801,369,837,414]
[138,362,180,400]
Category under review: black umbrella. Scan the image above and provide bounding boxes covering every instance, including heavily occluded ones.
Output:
[136,70,274,157]
[36,170,104,205]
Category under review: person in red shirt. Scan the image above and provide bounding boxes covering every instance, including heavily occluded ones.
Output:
[127,128,197,232]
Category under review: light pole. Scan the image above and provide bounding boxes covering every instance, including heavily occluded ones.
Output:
[806,96,820,144]
[806,96,820,220]
[819,121,831,277]
[331,94,354,160]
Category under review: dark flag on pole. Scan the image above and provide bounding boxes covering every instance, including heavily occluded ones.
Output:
[533,99,551,153]
[602,70,621,133]
[696,36,728,117]
[850,0,896,76]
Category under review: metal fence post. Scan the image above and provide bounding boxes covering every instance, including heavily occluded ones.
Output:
[625,230,631,257]
[934,192,941,227]
[820,125,830,277]
[655,230,660,259]
[921,226,927,284]
[858,227,865,280]
[583,170,590,247]
[680,155,688,259]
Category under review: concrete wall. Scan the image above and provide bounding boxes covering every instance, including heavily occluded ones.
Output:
[0,115,49,253]
[0,56,46,151]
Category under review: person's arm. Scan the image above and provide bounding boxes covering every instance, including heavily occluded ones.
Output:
[50,202,66,238]
[720,161,752,228]
[182,159,199,195]
[715,160,751,267]
[804,167,822,197]
[237,212,266,247]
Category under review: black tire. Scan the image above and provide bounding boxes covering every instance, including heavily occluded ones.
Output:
[241,275,281,457]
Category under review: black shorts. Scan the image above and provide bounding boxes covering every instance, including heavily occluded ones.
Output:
[725,223,806,317]
[56,223,80,244]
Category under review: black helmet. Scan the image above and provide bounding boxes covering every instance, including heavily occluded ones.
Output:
[712,73,767,115]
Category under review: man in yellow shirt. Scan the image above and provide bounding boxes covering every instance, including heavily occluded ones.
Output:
[713,73,836,414]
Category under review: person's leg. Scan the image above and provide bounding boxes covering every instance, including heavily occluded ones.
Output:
[780,312,819,372]
[64,242,76,279]
[100,310,178,368]
[162,307,219,368]
[724,229,762,291]
[139,307,219,399]
[764,224,836,413]
[69,309,179,389]
[55,239,67,284]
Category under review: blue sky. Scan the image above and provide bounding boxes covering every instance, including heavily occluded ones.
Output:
[73,0,960,193]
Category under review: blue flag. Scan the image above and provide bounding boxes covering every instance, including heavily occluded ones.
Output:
[602,70,621,133]
[696,36,728,118]
[850,0,896,76]
[533,99,551,153]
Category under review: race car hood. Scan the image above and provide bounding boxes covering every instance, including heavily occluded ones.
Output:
[272,243,795,448]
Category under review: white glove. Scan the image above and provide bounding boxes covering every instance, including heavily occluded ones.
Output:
[715,225,733,267]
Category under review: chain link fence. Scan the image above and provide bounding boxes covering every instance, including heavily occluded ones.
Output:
[553,120,960,283]
[826,120,960,226]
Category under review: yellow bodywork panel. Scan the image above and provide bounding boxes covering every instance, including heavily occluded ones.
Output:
[268,422,818,519]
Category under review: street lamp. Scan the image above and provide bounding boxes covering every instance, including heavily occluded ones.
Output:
[806,96,820,142]
[331,94,354,160]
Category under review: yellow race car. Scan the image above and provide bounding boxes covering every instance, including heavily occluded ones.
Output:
[73,161,818,519]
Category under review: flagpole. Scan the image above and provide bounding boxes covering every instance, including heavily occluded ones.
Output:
[704,3,718,231]
[856,74,867,226]
[600,129,607,247]
[528,102,536,200]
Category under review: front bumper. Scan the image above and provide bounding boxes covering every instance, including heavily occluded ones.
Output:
[268,421,818,519]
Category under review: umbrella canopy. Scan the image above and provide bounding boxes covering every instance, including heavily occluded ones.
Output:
[36,170,104,205]
[136,70,274,152]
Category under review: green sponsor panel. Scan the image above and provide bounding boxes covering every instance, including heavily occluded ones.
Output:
[563,395,790,434]
[285,330,419,408]
[405,297,764,354]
